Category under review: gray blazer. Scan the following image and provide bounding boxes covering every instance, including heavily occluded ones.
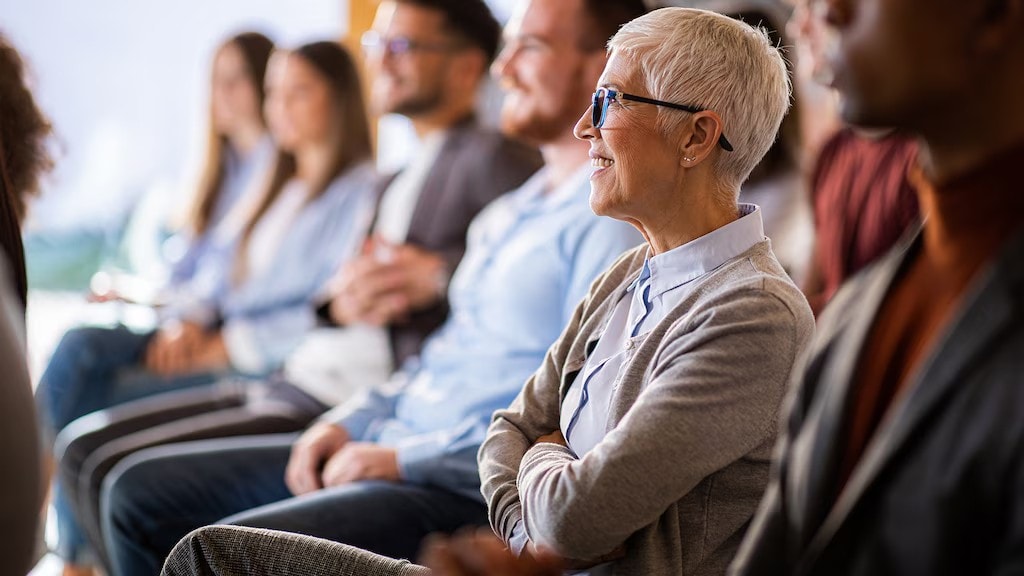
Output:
[480,241,814,576]
[731,227,1024,576]
[361,117,542,366]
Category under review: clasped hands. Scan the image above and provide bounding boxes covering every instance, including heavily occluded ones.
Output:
[284,422,400,496]
[327,237,448,327]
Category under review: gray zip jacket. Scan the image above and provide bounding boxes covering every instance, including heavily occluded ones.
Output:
[479,240,815,576]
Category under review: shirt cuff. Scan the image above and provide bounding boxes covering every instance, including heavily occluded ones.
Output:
[221,319,265,374]
[318,403,375,441]
[393,431,448,484]
[508,519,530,556]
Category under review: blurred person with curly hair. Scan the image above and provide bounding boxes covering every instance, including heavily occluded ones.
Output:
[0,31,54,310]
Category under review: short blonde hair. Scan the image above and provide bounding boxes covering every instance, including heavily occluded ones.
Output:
[608,7,791,204]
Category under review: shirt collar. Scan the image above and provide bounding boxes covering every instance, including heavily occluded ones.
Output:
[628,203,765,298]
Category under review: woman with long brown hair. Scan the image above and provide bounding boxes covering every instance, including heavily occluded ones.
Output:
[88,31,277,303]
[166,31,276,289]
[37,40,376,576]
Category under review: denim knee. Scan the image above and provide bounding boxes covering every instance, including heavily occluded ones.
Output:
[37,325,148,438]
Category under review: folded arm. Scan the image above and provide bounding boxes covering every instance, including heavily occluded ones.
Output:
[517,289,805,560]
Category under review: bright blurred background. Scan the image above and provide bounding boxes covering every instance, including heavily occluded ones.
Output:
[2,0,518,380]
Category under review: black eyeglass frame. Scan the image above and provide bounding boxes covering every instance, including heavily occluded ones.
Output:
[591,88,734,152]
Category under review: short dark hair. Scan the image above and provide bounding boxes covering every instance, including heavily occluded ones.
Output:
[398,0,502,62]
[579,0,651,51]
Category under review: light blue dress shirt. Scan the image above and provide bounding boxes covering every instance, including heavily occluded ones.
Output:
[323,165,643,500]
[561,203,766,457]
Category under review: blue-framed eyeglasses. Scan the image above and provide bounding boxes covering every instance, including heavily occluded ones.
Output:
[360,31,463,57]
[591,87,734,152]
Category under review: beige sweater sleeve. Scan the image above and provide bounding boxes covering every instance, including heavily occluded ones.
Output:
[520,280,805,559]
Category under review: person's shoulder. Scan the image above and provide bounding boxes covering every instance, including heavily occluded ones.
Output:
[312,161,378,216]
[323,161,377,195]
[695,241,814,325]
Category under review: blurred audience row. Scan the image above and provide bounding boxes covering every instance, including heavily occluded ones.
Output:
[2,0,1020,574]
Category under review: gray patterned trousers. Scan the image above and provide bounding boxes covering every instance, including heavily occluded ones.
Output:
[162,525,432,576]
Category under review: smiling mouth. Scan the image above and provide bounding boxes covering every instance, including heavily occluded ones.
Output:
[591,157,614,168]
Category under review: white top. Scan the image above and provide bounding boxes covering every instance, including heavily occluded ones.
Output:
[374,131,448,245]
[244,180,309,279]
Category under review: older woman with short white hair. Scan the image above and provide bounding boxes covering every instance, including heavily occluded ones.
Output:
[478,7,813,575]
[159,8,813,576]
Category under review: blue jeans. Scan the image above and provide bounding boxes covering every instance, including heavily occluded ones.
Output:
[102,434,488,576]
[37,325,219,564]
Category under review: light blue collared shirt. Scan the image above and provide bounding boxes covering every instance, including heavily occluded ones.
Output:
[561,203,766,457]
[323,165,643,500]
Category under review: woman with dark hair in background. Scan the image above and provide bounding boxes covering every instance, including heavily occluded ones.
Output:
[37,40,377,576]
[156,31,276,298]
[89,31,276,304]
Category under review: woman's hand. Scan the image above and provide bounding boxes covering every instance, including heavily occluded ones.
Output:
[144,321,205,375]
[144,322,229,376]
[188,330,230,372]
